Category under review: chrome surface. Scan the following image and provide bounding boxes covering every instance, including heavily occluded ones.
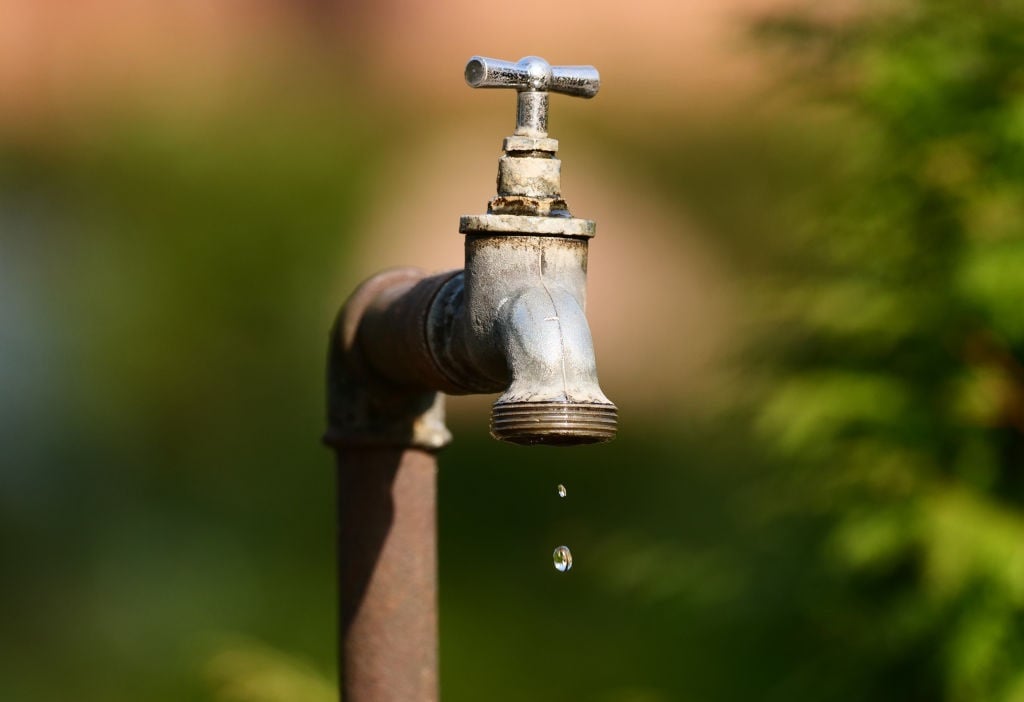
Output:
[465,55,600,136]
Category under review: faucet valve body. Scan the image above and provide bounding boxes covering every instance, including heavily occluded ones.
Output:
[460,55,617,445]
[328,56,616,449]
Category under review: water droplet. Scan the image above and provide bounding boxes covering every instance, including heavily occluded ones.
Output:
[556,484,567,498]
[552,545,573,572]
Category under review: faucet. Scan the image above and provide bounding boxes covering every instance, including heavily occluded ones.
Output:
[324,56,616,702]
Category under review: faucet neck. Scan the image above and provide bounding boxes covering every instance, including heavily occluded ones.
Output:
[462,55,600,233]
[460,131,593,236]
[487,134,570,217]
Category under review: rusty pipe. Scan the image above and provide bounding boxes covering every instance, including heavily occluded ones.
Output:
[335,447,437,702]
[326,270,447,702]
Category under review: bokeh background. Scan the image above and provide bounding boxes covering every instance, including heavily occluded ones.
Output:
[4,0,1024,700]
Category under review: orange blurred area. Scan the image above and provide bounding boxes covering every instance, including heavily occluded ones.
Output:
[0,0,798,123]
[2,0,806,415]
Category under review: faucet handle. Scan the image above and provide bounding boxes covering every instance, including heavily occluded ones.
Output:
[465,56,600,138]
[464,56,600,97]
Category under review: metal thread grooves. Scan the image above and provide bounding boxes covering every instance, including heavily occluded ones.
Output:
[490,401,618,446]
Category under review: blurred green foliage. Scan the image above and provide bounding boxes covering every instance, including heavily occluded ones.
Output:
[742,1,1024,699]
[0,93,383,700]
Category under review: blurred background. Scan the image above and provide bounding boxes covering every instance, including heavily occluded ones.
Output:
[4,0,1024,700]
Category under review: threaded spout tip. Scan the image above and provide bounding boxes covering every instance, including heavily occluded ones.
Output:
[490,401,617,446]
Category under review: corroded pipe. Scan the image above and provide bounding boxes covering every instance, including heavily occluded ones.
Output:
[335,447,437,702]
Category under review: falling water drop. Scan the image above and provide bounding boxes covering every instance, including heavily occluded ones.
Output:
[552,545,573,572]
[556,484,567,498]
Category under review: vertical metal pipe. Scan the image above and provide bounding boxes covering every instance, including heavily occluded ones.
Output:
[335,447,438,702]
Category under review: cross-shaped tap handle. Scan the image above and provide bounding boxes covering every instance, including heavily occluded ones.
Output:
[465,56,600,138]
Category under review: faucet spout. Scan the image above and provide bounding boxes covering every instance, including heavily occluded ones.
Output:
[491,281,616,443]
[416,231,616,445]
[485,245,616,444]
[499,283,607,404]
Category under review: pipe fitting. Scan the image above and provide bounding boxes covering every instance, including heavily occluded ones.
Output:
[324,268,453,451]
[334,230,617,447]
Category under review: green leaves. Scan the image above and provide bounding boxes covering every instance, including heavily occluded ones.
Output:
[747,1,1024,699]
[756,372,911,455]
[958,239,1024,342]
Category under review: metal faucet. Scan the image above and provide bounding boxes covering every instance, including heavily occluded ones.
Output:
[325,56,616,702]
